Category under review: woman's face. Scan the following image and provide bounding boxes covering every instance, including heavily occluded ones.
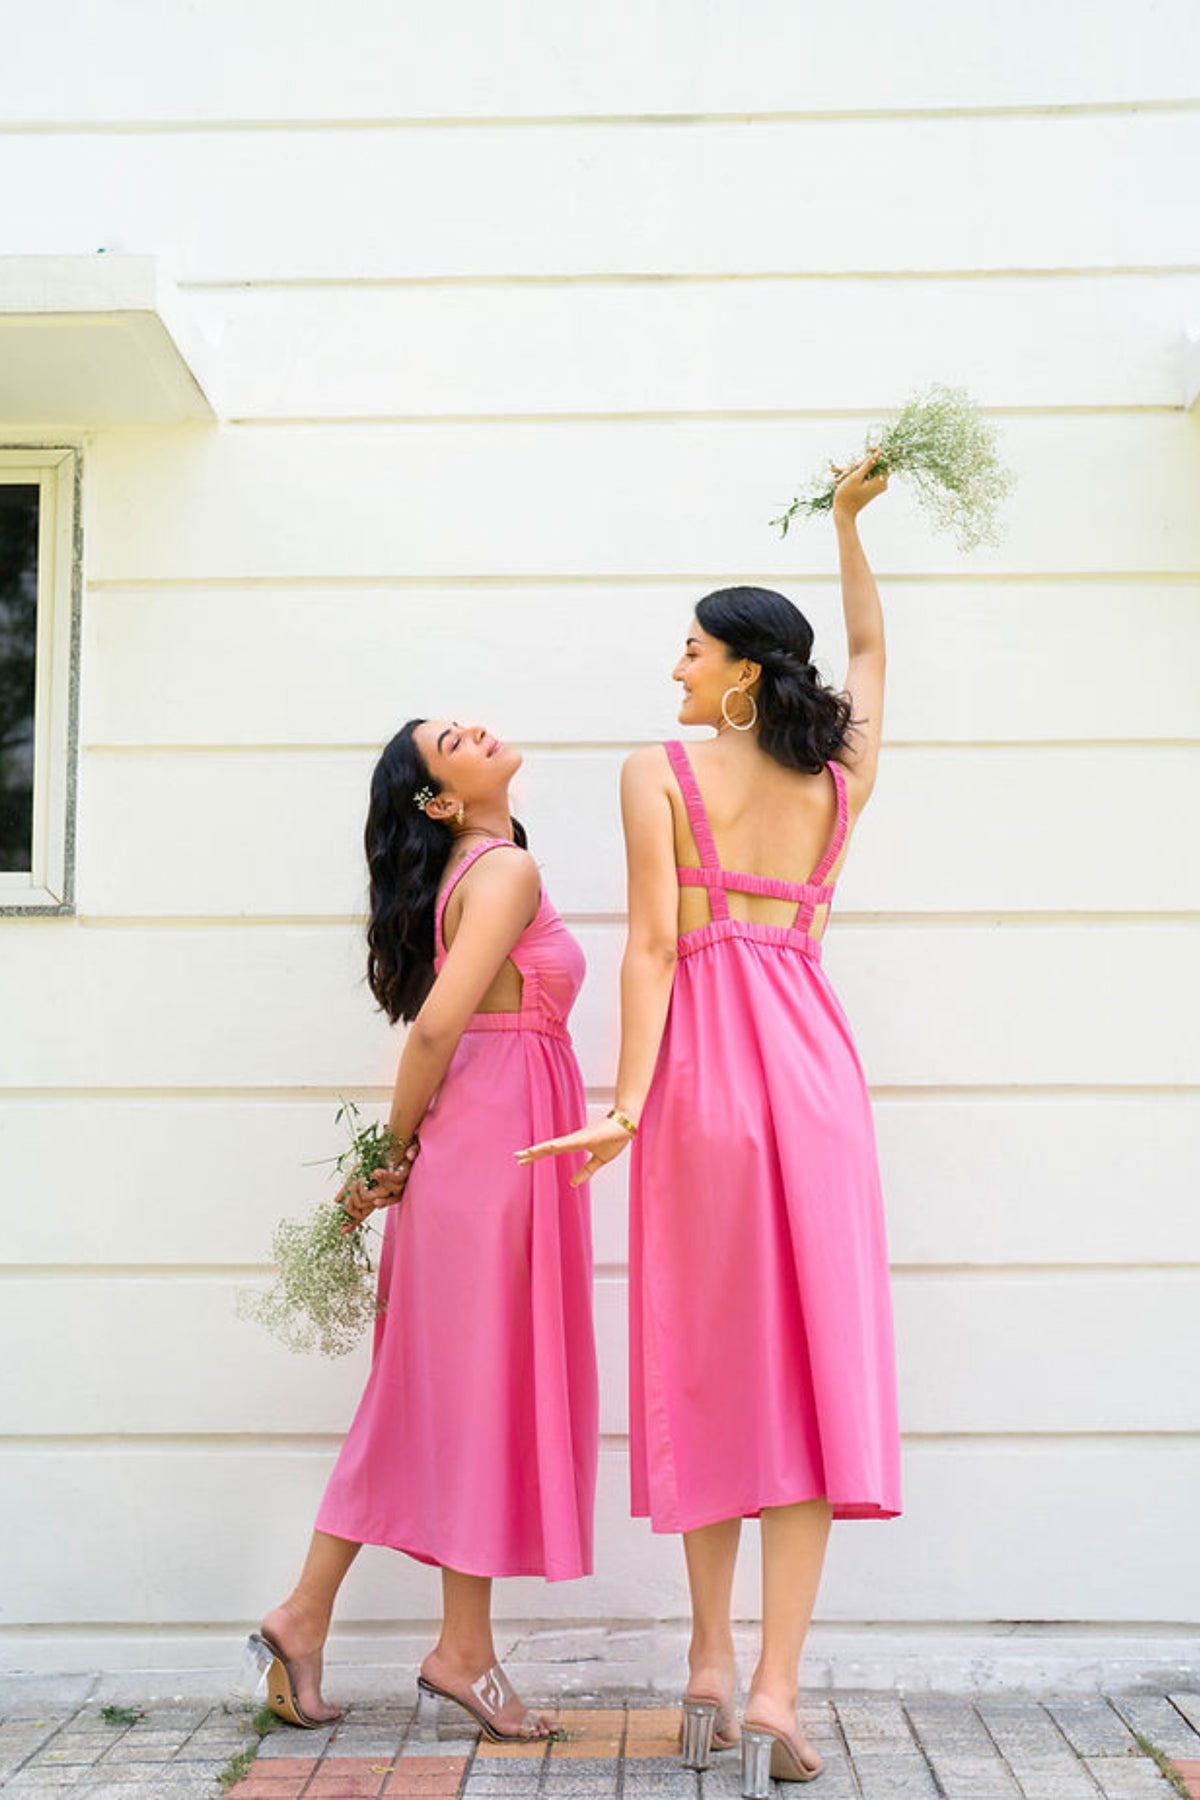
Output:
[673,619,752,728]
[413,719,522,815]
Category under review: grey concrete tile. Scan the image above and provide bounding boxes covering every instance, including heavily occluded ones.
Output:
[456,1771,546,1785]
[82,1782,220,1800]
[2,1769,96,1791]
[1081,1757,1175,1797]
[1168,1694,1200,1737]
[97,1733,194,1762]
[460,1772,547,1794]
[539,1775,622,1797]
[1015,1783,1106,1800]
[921,1754,1021,1790]
[34,1737,121,1763]
[851,1752,940,1796]
[1046,1700,1138,1758]
[1110,1695,1200,1759]
[254,1719,336,1755]
[324,1730,408,1757]
[398,1733,476,1756]
[76,1766,164,1784]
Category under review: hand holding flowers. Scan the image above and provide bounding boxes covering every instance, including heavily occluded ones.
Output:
[772,384,1015,551]
[236,1100,412,1359]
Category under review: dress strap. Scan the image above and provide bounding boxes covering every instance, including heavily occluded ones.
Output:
[435,838,521,957]
[664,741,730,921]
[809,760,850,885]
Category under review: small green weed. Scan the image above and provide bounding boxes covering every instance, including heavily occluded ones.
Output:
[215,1743,258,1792]
[100,1704,143,1727]
[1131,1732,1188,1798]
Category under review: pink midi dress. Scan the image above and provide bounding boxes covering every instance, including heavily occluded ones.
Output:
[628,742,901,1532]
[316,839,599,1581]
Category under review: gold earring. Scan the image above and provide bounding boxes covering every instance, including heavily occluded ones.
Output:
[456,803,466,827]
[721,686,758,732]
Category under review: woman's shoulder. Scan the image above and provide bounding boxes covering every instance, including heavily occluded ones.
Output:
[445,838,538,902]
[621,742,674,785]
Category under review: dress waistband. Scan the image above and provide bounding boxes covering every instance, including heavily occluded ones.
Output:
[461,1012,573,1043]
[676,916,824,964]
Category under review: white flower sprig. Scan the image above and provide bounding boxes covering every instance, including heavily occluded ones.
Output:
[235,1100,397,1359]
[771,383,1016,552]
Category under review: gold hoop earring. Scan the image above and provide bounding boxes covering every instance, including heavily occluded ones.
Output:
[721,686,758,732]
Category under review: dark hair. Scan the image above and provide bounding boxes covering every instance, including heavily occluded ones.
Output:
[364,719,528,1024]
[695,586,854,773]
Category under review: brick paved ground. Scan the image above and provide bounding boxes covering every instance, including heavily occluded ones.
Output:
[2,1690,1199,1798]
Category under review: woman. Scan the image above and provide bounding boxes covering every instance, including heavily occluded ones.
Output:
[520,457,900,1794]
[247,718,598,1741]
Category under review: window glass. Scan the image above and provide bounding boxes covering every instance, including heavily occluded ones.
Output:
[0,484,39,874]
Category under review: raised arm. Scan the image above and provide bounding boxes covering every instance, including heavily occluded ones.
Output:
[831,454,889,804]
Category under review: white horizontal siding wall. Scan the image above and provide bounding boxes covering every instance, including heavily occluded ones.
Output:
[1,0,1199,1676]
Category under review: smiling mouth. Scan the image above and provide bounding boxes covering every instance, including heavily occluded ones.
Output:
[486,737,501,756]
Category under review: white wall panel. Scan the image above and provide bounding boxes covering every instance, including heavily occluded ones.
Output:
[1,921,1197,1090]
[75,745,1200,919]
[3,1440,1197,1627]
[84,416,1200,584]
[202,274,1200,418]
[4,0,1198,120]
[7,114,1198,281]
[5,1095,1197,1270]
[1,1269,1194,1438]
[82,583,1200,749]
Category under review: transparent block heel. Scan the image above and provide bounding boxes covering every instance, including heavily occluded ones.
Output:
[740,1726,774,1799]
[680,1698,718,1770]
[413,1680,443,1742]
[234,1632,274,1703]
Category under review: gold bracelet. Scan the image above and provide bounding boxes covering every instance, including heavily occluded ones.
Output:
[607,1108,639,1137]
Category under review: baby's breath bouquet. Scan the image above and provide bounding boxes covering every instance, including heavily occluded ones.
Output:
[235,1100,397,1358]
[771,383,1015,552]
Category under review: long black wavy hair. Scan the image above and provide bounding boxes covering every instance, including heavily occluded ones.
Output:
[364,720,528,1024]
[695,586,854,773]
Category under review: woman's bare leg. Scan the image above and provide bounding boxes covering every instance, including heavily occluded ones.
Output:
[420,1568,554,1738]
[261,1529,360,1722]
[745,1499,832,1769]
[682,1517,742,1734]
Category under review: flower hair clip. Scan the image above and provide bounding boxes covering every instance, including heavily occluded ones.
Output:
[412,785,435,811]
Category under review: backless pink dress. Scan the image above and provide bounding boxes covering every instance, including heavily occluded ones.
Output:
[628,742,901,1532]
[317,839,599,1581]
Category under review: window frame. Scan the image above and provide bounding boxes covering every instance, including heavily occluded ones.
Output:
[0,447,80,914]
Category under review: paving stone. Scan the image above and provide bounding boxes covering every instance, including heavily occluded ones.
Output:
[98,1732,197,1762]
[1014,1781,1106,1800]
[324,1731,407,1758]
[1047,1701,1139,1758]
[620,1769,699,1797]
[255,1723,334,1757]
[1169,1698,1200,1737]
[1082,1755,1176,1796]
[456,1762,544,1788]
[2,1768,95,1790]
[851,1750,940,1796]
[1111,1696,1200,1759]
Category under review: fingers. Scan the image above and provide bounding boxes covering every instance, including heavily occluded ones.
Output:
[514,1137,563,1165]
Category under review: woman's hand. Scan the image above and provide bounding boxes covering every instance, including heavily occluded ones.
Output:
[338,1141,420,1232]
[831,450,888,523]
[515,1116,633,1188]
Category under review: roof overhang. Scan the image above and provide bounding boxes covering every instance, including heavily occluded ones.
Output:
[0,254,217,427]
